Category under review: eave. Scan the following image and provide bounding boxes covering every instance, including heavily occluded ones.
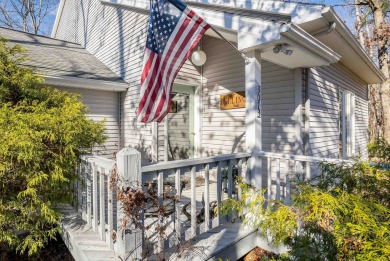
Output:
[295,7,386,84]
[44,75,128,92]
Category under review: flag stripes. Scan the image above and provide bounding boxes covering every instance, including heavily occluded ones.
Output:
[138,3,210,123]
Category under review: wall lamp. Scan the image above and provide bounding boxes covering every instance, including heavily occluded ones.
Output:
[273,44,293,56]
[191,46,207,66]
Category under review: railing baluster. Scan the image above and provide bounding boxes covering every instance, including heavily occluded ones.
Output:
[77,162,82,212]
[191,165,196,238]
[92,163,98,232]
[237,159,243,200]
[157,170,164,252]
[276,158,281,201]
[267,157,271,201]
[305,161,311,180]
[245,157,251,184]
[285,159,291,205]
[216,161,222,227]
[99,167,106,241]
[227,160,233,199]
[204,164,210,232]
[174,168,181,245]
[107,170,114,249]
[87,161,92,225]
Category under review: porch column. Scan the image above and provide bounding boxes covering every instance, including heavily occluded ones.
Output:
[245,50,262,188]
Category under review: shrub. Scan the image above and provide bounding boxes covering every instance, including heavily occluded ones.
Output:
[221,149,390,260]
[0,38,106,255]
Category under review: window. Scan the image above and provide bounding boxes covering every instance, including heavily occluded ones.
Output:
[339,90,355,158]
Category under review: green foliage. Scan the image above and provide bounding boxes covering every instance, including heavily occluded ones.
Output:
[0,37,106,256]
[368,138,390,163]
[220,153,390,260]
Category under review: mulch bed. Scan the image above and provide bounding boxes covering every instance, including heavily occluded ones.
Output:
[239,246,278,261]
[0,234,74,261]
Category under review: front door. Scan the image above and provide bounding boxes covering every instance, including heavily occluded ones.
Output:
[165,84,194,161]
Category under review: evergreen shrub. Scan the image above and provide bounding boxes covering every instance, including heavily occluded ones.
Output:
[0,38,106,255]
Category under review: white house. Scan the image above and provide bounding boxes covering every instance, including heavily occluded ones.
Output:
[2,0,385,170]
[50,0,384,173]
[1,0,386,259]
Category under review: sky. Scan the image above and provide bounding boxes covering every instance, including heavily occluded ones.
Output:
[7,0,360,37]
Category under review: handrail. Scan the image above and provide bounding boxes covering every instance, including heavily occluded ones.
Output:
[141,152,251,173]
[80,154,116,172]
[256,151,354,163]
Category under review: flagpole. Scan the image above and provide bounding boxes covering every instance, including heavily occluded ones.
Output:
[208,25,249,63]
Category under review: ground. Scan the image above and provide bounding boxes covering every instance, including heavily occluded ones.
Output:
[0,234,74,261]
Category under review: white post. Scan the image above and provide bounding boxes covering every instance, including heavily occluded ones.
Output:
[245,50,262,188]
[116,147,142,260]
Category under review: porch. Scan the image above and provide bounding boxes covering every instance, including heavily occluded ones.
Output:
[59,147,343,261]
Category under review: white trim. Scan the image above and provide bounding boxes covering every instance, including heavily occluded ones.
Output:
[193,78,202,159]
[322,8,386,83]
[186,0,324,24]
[151,122,158,163]
[294,68,302,155]
[51,0,66,38]
[245,50,262,188]
[304,69,311,157]
[164,119,169,162]
[44,75,128,91]
[351,94,356,155]
[341,91,346,159]
[280,24,341,64]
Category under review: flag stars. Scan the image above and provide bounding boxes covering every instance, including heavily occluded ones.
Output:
[146,0,183,54]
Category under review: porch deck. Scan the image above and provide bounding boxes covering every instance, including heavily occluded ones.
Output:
[59,175,255,261]
[60,149,340,260]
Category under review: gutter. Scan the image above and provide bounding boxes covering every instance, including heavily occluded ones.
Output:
[100,0,149,14]
[51,0,66,38]
[321,7,386,83]
[44,75,128,92]
[280,23,341,64]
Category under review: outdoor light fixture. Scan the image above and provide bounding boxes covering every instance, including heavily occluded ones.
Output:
[273,44,293,56]
[191,48,207,66]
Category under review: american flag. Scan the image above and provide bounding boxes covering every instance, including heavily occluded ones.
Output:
[137,0,210,123]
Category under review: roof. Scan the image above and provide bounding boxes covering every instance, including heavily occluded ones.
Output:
[184,0,386,84]
[0,27,126,84]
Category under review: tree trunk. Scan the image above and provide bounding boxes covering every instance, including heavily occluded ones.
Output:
[354,1,365,46]
[372,7,390,142]
[369,84,383,140]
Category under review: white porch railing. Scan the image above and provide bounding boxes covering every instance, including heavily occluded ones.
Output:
[76,154,116,249]
[255,151,350,205]
[73,148,349,259]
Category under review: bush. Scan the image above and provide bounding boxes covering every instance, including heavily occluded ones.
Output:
[0,38,106,255]
[220,143,390,260]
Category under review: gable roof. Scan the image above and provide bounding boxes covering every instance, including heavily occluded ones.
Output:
[0,27,127,86]
[185,0,385,84]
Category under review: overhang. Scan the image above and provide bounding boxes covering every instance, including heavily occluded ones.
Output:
[298,7,386,84]
[238,23,340,68]
[44,75,128,91]
[187,0,386,84]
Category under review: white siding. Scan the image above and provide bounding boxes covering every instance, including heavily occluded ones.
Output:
[56,87,120,158]
[201,36,246,156]
[55,0,200,164]
[261,61,296,153]
[308,63,368,158]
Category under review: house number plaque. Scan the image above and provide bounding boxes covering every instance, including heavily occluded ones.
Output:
[220,91,246,110]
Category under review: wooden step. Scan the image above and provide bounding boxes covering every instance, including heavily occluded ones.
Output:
[59,205,116,261]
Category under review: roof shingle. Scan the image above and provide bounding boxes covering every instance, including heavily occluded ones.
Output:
[0,27,126,84]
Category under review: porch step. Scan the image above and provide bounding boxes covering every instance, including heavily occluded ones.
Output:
[153,222,258,261]
[59,205,116,261]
